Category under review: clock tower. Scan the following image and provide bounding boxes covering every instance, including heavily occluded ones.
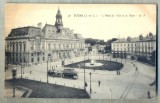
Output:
[55,7,63,33]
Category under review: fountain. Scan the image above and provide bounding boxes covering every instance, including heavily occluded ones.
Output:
[90,59,95,65]
[85,49,103,67]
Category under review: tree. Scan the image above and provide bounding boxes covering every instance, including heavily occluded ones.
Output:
[104,38,118,53]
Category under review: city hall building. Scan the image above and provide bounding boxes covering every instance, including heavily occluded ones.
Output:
[5,8,85,66]
[111,33,156,58]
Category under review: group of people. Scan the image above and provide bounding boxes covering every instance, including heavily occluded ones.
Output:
[117,70,121,75]
[85,80,101,87]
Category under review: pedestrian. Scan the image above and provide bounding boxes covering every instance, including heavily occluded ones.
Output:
[136,67,138,71]
[119,70,121,75]
[85,82,88,87]
[98,81,101,87]
[30,70,32,74]
[117,70,118,75]
[147,91,151,99]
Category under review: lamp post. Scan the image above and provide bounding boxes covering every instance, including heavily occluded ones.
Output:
[103,50,104,60]
[20,63,22,78]
[89,72,92,94]
[125,52,126,63]
[121,51,122,63]
[12,67,17,97]
[116,52,117,62]
[84,54,86,90]
[110,51,112,61]
[47,53,51,84]
[47,59,48,83]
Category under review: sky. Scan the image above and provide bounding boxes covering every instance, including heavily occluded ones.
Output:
[5,4,156,41]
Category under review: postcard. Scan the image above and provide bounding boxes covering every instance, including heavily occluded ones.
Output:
[4,4,157,99]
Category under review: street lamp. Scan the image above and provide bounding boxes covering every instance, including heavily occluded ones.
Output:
[110,51,112,61]
[103,50,104,60]
[120,51,122,63]
[47,53,51,83]
[20,63,22,78]
[89,72,92,94]
[116,52,117,62]
[12,67,17,97]
[84,54,86,90]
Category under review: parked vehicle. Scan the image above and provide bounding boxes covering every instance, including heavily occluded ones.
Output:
[48,70,62,77]
[62,69,78,79]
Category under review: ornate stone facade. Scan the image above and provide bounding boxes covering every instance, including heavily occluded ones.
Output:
[5,8,85,66]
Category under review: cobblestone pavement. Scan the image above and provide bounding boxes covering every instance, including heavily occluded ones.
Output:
[5,54,156,99]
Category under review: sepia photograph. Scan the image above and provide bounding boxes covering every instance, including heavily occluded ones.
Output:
[4,4,157,99]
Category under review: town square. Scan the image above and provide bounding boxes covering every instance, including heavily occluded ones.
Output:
[4,4,156,99]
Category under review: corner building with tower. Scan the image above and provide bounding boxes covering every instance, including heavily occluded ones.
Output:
[5,8,85,66]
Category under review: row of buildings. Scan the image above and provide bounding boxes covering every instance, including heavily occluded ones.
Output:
[111,33,156,58]
[5,8,156,66]
[5,8,86,66]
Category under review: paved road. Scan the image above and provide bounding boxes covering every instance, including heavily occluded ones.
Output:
[5,54,156,99]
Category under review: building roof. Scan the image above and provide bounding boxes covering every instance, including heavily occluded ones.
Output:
[7,26,41,38]
[113,34,156,43]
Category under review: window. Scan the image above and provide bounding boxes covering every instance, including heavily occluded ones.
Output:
[23,44,26,52]
[31,58,34,62]
[31,46,33,50]
[66,44,68,48]
[20,44,22,52]
[48,44,50,50]
[13,44,14,52]
[16,58,18,62]
[63,44,65,49]
[16,44,18,52]
[10,45,11,51]
[54,44,56,49]
[31,53,34,56]
[59,44,61,49]
[37,57,39,61]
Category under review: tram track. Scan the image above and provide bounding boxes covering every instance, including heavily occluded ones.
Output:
[119,70,139,99]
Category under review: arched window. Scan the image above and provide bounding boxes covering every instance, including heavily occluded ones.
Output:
[63,44,65,49]
[59,44,61,49]
[20,43,22,52]
[13,44,15,52]
[48,44,50,50]
[23,43,26,52]
[16,43,18,52]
